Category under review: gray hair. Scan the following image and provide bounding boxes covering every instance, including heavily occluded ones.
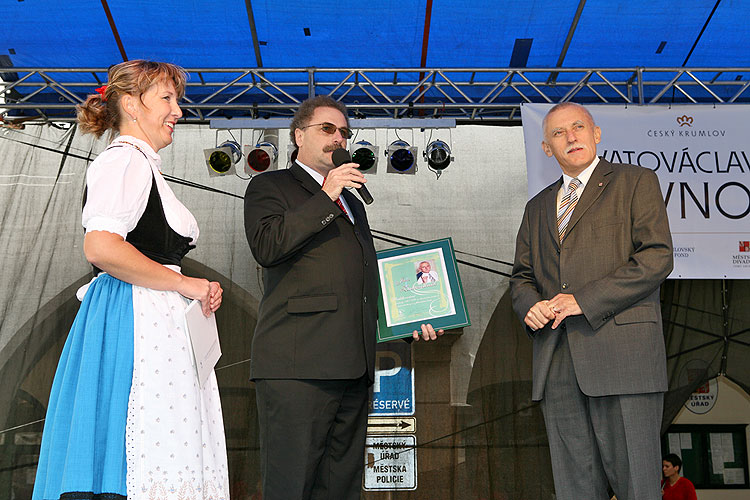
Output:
[541,102,596,139]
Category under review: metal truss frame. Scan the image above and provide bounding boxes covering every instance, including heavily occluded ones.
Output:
[2,67,750,126]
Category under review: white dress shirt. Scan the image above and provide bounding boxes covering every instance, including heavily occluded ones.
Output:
[297,160,355,223]
[556,156,600,210]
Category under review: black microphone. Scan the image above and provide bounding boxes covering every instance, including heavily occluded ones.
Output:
[332,148,374,205]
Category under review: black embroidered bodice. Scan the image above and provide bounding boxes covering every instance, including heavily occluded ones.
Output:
[125,173,196,266]
[88,144,195,275]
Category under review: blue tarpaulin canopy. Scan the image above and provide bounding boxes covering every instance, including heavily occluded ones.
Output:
[2,1,749,121]
[3,0,748,69]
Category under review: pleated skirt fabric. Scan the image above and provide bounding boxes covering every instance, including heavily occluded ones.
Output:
[33,273,229,500]
[33,274,134,500]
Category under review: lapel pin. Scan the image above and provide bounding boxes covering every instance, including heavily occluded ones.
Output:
[598,182,603,187]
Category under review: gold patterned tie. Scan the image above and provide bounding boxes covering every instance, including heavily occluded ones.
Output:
[557,178,581,241]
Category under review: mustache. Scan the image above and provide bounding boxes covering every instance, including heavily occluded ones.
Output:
[323,143,343,153]
[565,143,587,153]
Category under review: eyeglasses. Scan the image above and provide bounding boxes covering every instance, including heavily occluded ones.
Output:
[299,122,353,139]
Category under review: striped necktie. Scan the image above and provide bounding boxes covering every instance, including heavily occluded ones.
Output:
[335,197,349,217]
[557,178,581,241]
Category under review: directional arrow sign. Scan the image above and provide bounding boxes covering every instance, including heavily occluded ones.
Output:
[367,416,416,434]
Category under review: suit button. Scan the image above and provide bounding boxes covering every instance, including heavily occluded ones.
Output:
[364,296,368,303]
[561,283,568,289]
[364,259,368,266]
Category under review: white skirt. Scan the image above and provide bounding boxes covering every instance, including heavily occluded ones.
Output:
[126,283,229,500]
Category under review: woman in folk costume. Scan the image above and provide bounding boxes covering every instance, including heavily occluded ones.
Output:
[33,60,229,500]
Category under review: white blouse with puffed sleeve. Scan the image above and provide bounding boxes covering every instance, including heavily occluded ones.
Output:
[81,136,199,243]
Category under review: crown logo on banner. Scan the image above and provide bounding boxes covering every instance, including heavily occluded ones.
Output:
[676,115,694,127]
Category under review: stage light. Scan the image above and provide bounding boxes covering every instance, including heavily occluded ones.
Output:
[204,141,241,177]
[244,130,279,175]
[245,143,277,173]
[385,140,417,175]
[351,141,379,173]
[424,140,453,171]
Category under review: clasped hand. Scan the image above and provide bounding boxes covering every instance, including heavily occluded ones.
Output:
[179,277,223,317]
[524,293,581,331]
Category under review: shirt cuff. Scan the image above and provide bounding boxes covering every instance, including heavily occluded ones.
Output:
[85,216,128,238]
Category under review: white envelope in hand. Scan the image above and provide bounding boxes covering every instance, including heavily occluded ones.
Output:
[184,299,222,388]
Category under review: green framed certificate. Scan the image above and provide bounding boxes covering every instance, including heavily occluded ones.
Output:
[376,237,470,342]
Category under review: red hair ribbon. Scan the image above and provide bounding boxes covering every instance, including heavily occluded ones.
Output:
[95,85,108,101]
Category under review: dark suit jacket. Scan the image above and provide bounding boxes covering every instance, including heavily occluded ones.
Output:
[510,159,674,400]
[244,163,379,382]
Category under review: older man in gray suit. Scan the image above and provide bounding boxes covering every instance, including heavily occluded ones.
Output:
[510,102,673,500]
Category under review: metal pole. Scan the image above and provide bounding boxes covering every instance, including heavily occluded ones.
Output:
[719,278,729,376]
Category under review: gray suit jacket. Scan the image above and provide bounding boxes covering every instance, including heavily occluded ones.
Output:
[510,159,673,400]
[244,163,379,382]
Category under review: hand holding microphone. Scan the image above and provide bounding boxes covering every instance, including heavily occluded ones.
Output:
[331,148,374,204]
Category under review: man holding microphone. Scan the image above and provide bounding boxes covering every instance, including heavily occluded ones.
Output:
[244,96,442,500]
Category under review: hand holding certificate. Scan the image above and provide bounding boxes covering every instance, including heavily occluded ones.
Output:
[184,299,222,387]
[376,238,470,342]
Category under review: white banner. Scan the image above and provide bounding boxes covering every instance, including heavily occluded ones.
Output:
[520,103,750,279]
